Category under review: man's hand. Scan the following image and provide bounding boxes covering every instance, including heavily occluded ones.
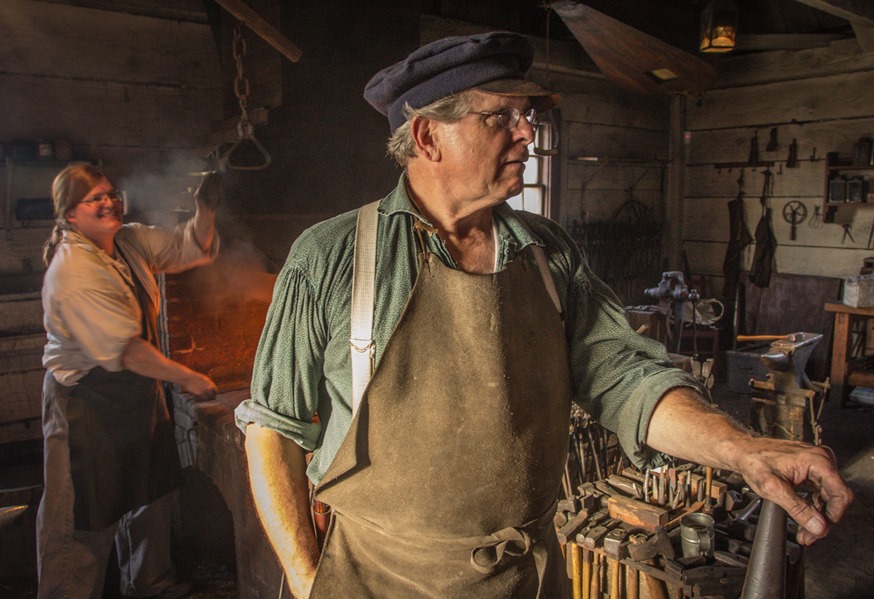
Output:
[735,438,853,545]
[194,172,223,210]
[646,388,854,545]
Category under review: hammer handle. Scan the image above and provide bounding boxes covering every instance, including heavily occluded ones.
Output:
[582,549,591,599]
[570,543,582,599]
[736,334,790,342]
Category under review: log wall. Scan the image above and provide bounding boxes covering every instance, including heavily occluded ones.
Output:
[684,40,874,285]
[0,0,223,442]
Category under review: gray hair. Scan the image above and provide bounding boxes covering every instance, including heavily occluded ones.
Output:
[386,90,476,167]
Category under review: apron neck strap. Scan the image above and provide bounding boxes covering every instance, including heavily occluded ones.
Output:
[350,201,380,415]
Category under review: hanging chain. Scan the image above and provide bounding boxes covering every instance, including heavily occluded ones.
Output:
[218,20,272,170]
[233,21,251,133]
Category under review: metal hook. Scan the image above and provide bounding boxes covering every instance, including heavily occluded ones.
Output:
[217,121,272,172]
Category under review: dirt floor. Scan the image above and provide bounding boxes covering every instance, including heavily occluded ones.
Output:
[711,382,874,599]
[2,378,873,598]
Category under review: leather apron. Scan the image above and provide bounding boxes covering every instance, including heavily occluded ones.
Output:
[312,244,572,598]
[58,246,183,531]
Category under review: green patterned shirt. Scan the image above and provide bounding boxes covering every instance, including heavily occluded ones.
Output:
[235,175,704,484]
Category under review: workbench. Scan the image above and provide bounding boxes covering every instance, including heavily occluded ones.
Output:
[824,302,874,406]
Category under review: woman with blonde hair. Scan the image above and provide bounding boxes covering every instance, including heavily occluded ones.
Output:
[38,162,221,599]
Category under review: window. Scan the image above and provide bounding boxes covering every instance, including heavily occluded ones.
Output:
[506,122,553,217]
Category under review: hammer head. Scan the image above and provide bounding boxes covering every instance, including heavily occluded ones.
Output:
[627,525,675,561]
[602,527,628,559]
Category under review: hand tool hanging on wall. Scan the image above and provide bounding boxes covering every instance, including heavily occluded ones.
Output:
[842,224,856,245]
[782,201,807,241]
[749,171,777,288]
[216,22,272,171]
[722,171,753,312]
[809,205,823,228]
[748,131,759,168]
[766,127,779,152]
[786,139,799,168]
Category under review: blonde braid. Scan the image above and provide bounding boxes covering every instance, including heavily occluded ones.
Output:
[42,223,67,267]
[42,161,109,266]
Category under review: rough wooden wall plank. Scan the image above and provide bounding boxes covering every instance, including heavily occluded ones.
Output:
[684,194,836,242]
[713,41,874,88]
[684,163,824,198]
[561,90,668,131]
[687,119,874,163]
[566,121,666,160]
[567,164,662,191]
[0,75,219,147]
[566,187,663,224]
[0,0,221,88]
[683,240,732,276]
[689,70,874,130]
[684,236,870,278]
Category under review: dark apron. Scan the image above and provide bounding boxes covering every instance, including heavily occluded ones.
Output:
[60,246,182,531]
[312,248,572,598]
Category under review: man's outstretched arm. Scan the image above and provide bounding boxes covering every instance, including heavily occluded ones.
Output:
[245,423,320,598]
[646,387,853,546]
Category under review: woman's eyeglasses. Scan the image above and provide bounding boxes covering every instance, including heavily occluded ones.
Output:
[80,190,124,207]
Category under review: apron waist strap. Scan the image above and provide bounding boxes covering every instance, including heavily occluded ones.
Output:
[469,508,554,599]
[334,501,556,595]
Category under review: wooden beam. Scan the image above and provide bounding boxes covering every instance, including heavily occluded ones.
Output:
[790,0,874,27]
[552,0,716,96]
[735,32,853,51]
[852,23,874,53]
[213,0,302,63]
[39,0,210,23]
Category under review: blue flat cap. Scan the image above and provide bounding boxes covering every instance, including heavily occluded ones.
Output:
[364,31,560,133]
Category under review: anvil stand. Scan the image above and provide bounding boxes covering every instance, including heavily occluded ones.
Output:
[742,332,829,599]
[748,332,828,445]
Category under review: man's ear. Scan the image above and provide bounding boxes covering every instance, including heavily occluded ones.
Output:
[409,116,441,161]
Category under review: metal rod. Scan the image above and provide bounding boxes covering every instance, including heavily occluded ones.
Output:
[741,499,787,599]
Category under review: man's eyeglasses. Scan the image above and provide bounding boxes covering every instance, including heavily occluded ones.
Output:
[469,107,539,130]
[80,190,124,207]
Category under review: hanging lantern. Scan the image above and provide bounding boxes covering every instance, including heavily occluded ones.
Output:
[699,0,738,53]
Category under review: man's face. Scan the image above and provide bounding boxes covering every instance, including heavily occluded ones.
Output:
[436,91,535,206]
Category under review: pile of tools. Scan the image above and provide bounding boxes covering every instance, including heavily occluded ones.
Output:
[555,464,802,599]
[563,407,627,498]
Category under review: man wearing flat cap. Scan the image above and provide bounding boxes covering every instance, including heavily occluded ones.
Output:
[236,32,851,598]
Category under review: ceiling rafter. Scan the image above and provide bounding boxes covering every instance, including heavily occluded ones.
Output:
[790,0,874,27]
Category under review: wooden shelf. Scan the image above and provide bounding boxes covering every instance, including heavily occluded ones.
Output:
[822,152,874,223]
[847,369,874,388]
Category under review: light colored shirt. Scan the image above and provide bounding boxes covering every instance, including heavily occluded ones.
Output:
[42,221,219,385]
[235,175,705,484]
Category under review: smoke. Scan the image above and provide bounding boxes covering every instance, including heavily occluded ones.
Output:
[183,216,279,315]
[114,153,210,228]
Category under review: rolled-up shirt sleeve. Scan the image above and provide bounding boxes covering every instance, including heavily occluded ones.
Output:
[565,259,706,468]
[235,262,325,451]
[124,220,220,274]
